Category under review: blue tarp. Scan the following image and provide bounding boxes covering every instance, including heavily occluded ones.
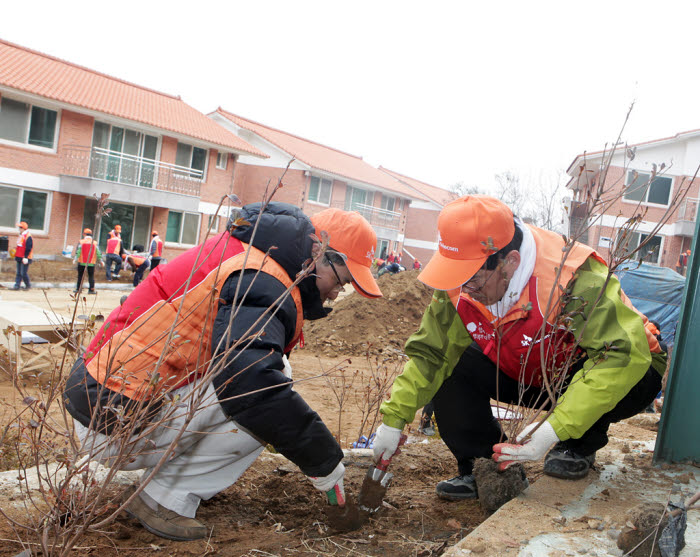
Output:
[614,262,686,348]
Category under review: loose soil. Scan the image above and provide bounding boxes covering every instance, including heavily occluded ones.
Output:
[0,275,663,556]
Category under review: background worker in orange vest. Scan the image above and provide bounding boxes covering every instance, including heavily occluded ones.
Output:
[12,221,33,290]
[373,195,667,501]
[105,225,124,281]
[149,230,164,270]
[74,228,103,294]
[126,244,150,287]
[64,203,383,541]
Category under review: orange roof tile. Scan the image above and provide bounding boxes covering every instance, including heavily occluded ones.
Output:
[0,39,266,157]
[216,108,429,201]
[379,167,457,206]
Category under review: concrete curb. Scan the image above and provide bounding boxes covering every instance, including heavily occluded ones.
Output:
[1,281,133,291]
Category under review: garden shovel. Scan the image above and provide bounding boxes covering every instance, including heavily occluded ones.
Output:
[358,434,407,513]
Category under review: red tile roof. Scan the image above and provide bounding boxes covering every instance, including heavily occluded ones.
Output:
[215,108,429,201]
[379,167,457,206]
[0,39,266,157]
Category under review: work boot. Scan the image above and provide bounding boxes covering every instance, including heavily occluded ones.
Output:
[544,442,596,480]
[436,474,478,500]
[125,489,207,541]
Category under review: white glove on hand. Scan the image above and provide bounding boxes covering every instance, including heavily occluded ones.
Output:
[22,258,28,264]
[492,421,559,471]
[372,423,403,463]
[281,355,293,379]
[308,462,346,505]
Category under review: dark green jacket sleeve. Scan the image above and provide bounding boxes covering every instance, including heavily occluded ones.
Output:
[548,257,666,440]
[380,290,472,428]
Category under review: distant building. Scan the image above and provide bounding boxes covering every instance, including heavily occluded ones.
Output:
[565,130,700,271]
[210,109,431,259]
[0,39,265,258]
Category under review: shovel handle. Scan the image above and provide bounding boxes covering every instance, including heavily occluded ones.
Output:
[376,433,407,471]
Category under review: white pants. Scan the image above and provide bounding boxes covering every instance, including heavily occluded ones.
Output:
[74,382,264,517]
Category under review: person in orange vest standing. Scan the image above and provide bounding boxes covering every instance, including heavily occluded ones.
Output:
[105,225,124,281]
[74,228,103,294]
[149,230,164,271]
[12,221,33,290]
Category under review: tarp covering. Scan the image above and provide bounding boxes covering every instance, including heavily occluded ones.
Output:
[615,262,686,348]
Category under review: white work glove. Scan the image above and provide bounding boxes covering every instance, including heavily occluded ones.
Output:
[281,355,292,379]
[372,423,403,463]
[308,462,346,505]
[492,421,559,471]
[22,258,28,264]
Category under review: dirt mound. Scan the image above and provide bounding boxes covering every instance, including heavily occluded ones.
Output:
[303,270,434,357]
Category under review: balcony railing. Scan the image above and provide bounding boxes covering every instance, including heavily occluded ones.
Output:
[677,197,698,223]
[62,145,203,197]
[332,201,402,230]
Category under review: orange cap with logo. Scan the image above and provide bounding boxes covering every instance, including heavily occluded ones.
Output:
[418,195,515,291]
[17,222,28,229]
[311,208,382,298]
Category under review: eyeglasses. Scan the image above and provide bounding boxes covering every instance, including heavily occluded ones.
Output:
[326,253,351,290]
[462,268,498,293]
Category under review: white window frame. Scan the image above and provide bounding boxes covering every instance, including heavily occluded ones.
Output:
[0,185,52,234]
[623,170,673,207]
[308,176,333,205]
[0,95,61,152]
[175,142,208,180]
[615,229,664,265]
[207,214,220,233]
[216,151,228,170]
[165,210,201,246]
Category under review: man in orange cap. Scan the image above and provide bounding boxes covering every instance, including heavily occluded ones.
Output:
[374,195,666,499]
[105,225,124,280]
[73,228,103,294]
[12,221,33,290]
[149,230,164,270]
[64,202,381,541]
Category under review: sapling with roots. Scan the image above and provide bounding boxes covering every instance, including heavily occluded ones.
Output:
[475,105,698,512]
[0,168,358,556]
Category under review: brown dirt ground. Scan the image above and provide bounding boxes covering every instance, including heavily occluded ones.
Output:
[0,275,660,557]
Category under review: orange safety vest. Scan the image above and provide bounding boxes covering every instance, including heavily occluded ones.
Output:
[15,230,32,259]
[78,238,98,265]
[106,236,122,255]
[85,236,304,400]
[451,225,660,386]
[151,237,163,257]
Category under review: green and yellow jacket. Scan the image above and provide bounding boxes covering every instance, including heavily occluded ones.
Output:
[380,243,667,442]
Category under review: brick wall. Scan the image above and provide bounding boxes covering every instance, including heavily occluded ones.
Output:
[234,163,306,206]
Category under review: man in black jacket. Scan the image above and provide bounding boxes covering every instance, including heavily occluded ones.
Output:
[64,203,382,541]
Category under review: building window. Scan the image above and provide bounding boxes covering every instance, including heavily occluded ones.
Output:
[0,186,48,231]
[0,97,58,149]
[377,239,390,259]
[381,195,396,212]
[91,121,159,187]
[624,171,672,205]
[166,211,200,245]
[308,176,332,205]
[216,152,228,170]
[207,214,219,232]
[616,229,662,264]
[175,142,208,179]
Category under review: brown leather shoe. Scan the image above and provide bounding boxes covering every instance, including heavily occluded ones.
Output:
[125,488,207,541]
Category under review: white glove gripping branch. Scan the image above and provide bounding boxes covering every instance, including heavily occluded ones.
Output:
[492,421,559,471]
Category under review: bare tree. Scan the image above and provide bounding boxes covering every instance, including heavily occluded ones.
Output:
[449,182,484,196]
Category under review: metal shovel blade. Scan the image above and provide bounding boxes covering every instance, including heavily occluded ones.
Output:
[358,466,394,513]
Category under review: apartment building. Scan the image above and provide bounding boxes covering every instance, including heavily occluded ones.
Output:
[0,39,265,259]
[210,109,432,260]
[565,130,700,271]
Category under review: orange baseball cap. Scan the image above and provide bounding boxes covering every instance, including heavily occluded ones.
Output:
[418,196,515,291]
[152,230,158,236]
[115,225,122,232]
[83,228,92,235]
[17,222,28,229]
[311,208,382,298]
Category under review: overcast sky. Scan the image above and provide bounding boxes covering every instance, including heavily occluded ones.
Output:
[3,1,699,193]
